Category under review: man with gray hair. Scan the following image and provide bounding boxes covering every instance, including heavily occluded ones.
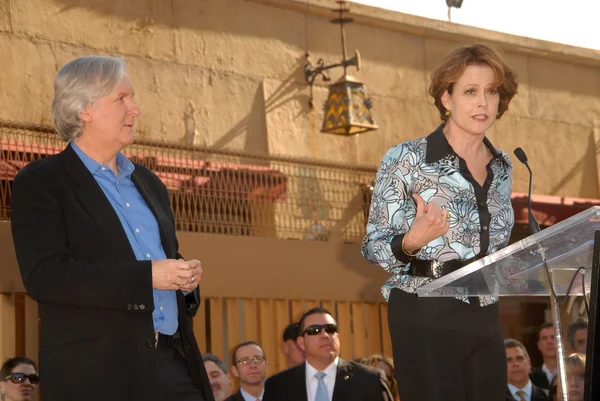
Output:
[203,354,233,401]
[504,339,548,401]
[11,56,213,401]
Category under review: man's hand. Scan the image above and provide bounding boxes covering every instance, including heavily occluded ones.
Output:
[151,259,197,291]
[179,259,202,292]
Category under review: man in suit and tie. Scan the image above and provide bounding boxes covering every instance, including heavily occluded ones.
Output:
[263,307,393,401]
[10,56,213,401]
[226,341,268,401]
[505,339,548,401]
[529,323,557,391]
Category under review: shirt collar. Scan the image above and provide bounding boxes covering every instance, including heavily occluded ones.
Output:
[542,364,557,377]
[306,356,340,381]
[425,124,506,165]
[240,387,264,401]
[70,142,135,177]
[508,380,532,399]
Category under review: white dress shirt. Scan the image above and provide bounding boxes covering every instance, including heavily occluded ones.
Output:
[542,364,557,385]
[240,387,264,401]
[508,380,532,401]
[305,357,339,401]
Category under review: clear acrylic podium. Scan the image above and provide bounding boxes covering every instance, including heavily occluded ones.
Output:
[416,206,600,401]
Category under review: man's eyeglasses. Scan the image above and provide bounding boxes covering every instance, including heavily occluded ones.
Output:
[302,323,338,336]
[4,373,40,385]
[235,356,266,366]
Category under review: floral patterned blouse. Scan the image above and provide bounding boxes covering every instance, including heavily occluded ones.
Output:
[361,125,514,306]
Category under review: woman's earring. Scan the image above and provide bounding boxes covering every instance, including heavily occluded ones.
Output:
[444,110,450,117]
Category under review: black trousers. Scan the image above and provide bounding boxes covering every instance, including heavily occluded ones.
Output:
[388,288,506,401]
[156,338,206,401]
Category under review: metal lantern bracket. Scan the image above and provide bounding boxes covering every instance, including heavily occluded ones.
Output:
[303,0,377,135]
[304,1,361,109]
[305,49,361,109]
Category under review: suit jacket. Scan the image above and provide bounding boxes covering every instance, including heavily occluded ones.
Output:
[529,368,551,390]
[506,383,549,401]
[262,358,393,401]
[10,144,214,401]
[225,390,246,401]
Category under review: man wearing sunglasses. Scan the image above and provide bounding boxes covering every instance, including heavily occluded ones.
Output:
[226,341,268,401]
[263,307,393,401]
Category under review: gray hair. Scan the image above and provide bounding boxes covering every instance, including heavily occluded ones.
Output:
[52,56,126,142]
[202,353,228,374]
[504,338,530,359]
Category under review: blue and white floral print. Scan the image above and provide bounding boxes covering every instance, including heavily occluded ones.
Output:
[362,126,514,306]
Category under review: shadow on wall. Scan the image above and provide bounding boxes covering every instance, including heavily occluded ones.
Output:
[51,0,426,71]
[210,62,309,154]
[547,132,600,198]
[49,0,600,100]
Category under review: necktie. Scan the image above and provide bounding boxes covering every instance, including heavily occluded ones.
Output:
[315,371,328,401]
[516,390,526,401]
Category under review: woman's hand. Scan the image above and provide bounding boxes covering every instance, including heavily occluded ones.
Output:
[403,194,450,252]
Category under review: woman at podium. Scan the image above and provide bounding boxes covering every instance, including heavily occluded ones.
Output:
[362,43,519,401]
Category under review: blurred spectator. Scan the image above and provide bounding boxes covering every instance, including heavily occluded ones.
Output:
[281,322,305,368]
[227,341,267,401]
[364,355,400,401]
[564,353,585,401]
[203,353,233,401]
[567,319,588,354]
[504,339,548,401]
[548,353,586,401]
[0,357,38,401]
[530,323,557,390]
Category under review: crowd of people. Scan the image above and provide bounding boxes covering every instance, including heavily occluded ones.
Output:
[505,320,589,401]
[0,310,589,401]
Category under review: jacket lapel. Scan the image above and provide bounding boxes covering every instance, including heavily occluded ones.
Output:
[130,170,176,258]
[292,365,308,401]
[59,144,136,262]
[332,359,353,401]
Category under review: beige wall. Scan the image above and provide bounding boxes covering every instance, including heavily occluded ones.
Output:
[1,0,599,198]
[0,221,390,301]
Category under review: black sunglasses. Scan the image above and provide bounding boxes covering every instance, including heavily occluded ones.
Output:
[5,373,40,385]
[302,323,338,336]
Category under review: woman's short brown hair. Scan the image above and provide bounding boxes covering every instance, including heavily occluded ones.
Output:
[429,43,518,122]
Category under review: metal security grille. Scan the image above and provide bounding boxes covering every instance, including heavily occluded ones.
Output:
[0,121,376,242]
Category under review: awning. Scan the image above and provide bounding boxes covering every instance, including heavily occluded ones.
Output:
[511,192,600,226]
[0,139,287,202]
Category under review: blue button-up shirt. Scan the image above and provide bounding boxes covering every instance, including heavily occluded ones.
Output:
[72,143,178,334]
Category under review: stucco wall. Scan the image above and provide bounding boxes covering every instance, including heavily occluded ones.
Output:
[1,0,599,197]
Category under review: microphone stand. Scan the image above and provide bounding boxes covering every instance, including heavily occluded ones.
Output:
[515,148,569,400]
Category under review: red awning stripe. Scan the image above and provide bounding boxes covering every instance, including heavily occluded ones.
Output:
[511,192,600,226]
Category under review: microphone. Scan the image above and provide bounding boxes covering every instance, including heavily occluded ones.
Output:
[514,147,541,234]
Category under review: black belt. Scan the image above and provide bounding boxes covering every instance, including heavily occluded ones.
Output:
[408,255,487,279]
[156,331,182,349]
